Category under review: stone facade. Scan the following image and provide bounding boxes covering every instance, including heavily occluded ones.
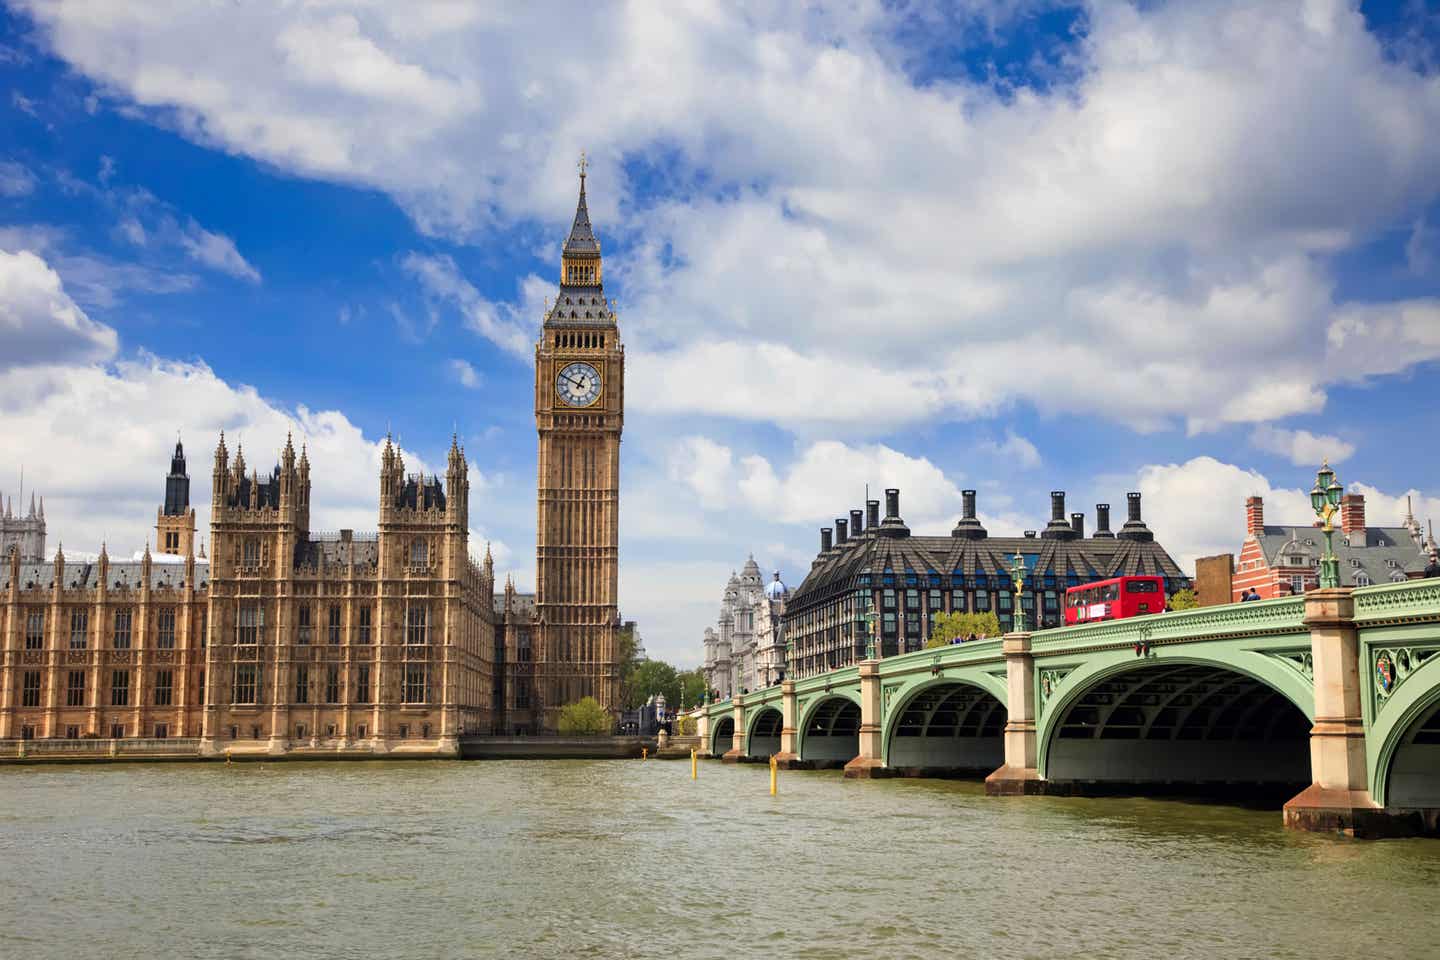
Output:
[702,557,788,698]
[0,433,501,755]
[532,160,624,726]
[0,486,45,563]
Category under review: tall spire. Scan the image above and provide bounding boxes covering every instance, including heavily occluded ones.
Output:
[560,151,602,288]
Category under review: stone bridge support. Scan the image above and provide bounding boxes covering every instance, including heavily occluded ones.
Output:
[1284,588,1387,835]
[774,680,801,768]
[695,709,712,759]
[844,660,892,778]
[985,633,1041,795]
[722,695,746,763]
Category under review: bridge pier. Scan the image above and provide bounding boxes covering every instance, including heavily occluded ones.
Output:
[773,680,802,769]
[844,659,894,779]
[1284,588,1393,836]
[695,709,712,759]
[721,695,745,763]
[985,632,1045,795]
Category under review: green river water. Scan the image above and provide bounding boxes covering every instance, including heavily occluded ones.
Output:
[1,760,1437,960]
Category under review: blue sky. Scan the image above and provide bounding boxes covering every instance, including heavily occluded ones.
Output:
[2,0,1439,666]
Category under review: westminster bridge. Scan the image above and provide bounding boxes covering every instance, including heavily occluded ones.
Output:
[695,581,1440,836]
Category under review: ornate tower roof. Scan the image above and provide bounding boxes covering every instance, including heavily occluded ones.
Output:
[563,153,600,259]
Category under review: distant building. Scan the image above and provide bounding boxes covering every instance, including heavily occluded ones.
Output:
[0,485,45,563]
[786,488,1189,680]
[1230,493,1434,600]
[155,440,196,557]
[701,556,788,697]
[1193,554,1235,607]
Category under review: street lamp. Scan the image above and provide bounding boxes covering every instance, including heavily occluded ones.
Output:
[861,593,879,661]
[1311,459,1344,589]
[1010,552,1027,633]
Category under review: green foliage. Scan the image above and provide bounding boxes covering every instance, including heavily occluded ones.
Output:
[625,658,679,710]
[925,611,1002,648]
[677,669,707,708]
[674,715,696,736]
[1168,588,1199,611]
[557,697,613,736]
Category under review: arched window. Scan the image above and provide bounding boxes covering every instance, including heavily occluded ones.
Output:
[1354,572,1371,587]
[411,538,428,565]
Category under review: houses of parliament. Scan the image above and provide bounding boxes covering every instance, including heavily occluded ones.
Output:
[0,167,622,755]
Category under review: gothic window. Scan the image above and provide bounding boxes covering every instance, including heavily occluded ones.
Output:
[357,606,372,644]
[156,608,176,649]
[69,609,88,649]
[298,604,312,644]
[233,665,259,704]
[25,610,44,649]
[238,603,263,645]
[154,670,173,706]
[356,665,371,704]
[406,605,429,645]
[243,538,260,565]
[66,670,85,707]
[403,665,429,703]
[294,665,309,704]
[328,604,342,645]
[326,666,340,704]
[22,670,41,707]
[198,669,205,705]
[199,609,207,648]
[113,609,132,649]
[411,538,428,565]
[111,670,129,707]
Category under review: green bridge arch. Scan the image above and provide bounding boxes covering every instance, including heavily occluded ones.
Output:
[796,691,862,765]
[1369,652,1440,809]
[880,668,1008,769]
[1036,648,1316,783]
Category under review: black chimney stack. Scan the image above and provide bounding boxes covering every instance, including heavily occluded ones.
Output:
[1094,503,1114,537]
[820,527,833,553]
[1070,512,1085,538]
[835,518,849,545]
[878,488,910,538]
[1117,492,1153,542]
[952,488,988,539]
[1043,490,1077,539]
[867,499,881,531]
[850,508,864,537]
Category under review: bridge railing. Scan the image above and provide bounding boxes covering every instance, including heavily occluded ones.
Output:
[1030,594,1308,651]
[1351,578,1440,623]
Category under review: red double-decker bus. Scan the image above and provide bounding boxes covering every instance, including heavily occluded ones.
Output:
[1064,576,1165,625]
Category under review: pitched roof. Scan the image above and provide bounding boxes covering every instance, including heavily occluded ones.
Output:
[1255,524,1425,586]
[563,179,599,257]
[3,560,210,592]
[789,532,1187,609]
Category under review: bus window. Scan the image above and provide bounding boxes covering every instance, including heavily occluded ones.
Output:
[1102,584,1118,602]
[1127,580,1159,593]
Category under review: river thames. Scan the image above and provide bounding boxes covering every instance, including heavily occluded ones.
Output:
[2,760,1436,960]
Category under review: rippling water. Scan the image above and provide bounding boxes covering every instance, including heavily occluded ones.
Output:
[2,760,1437,959]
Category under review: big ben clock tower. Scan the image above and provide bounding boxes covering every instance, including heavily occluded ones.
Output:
[534,155,624,726]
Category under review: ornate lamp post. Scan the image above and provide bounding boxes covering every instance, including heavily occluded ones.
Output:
[1311,460,1344,589]
[1010,552,1028,633]
[862,593,879,661]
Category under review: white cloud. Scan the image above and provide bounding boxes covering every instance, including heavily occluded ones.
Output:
[17,0,1440,434]
[401,252,534,356]
[667,435,964,531]
[447,357,482,389]
[0,159,36,196]
[980,429,1041,470]
[0,248,118,369]
[1249,424,1355,466]
[177,220,260,283]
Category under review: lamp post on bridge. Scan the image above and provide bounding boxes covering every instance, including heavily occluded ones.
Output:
[1310,460,1344,589]
[1010,552,1028,633]
[862,593,879,661]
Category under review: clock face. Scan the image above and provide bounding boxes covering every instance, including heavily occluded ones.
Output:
[556,361,602,407]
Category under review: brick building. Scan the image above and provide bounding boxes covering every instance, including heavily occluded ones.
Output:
[1229,493,1433,600]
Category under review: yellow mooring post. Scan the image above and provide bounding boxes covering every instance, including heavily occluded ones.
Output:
[769,754,778,796]
[691,748,698,780]
[642,746,648,761]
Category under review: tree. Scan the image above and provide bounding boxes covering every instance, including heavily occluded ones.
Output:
[557,697,612,735]
[676,669,707,709]
[1168,588,1199,611]
[925,611,1002,648]
[625,658,679,710]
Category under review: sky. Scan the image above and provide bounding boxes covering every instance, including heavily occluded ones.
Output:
[1,0,1439,668]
